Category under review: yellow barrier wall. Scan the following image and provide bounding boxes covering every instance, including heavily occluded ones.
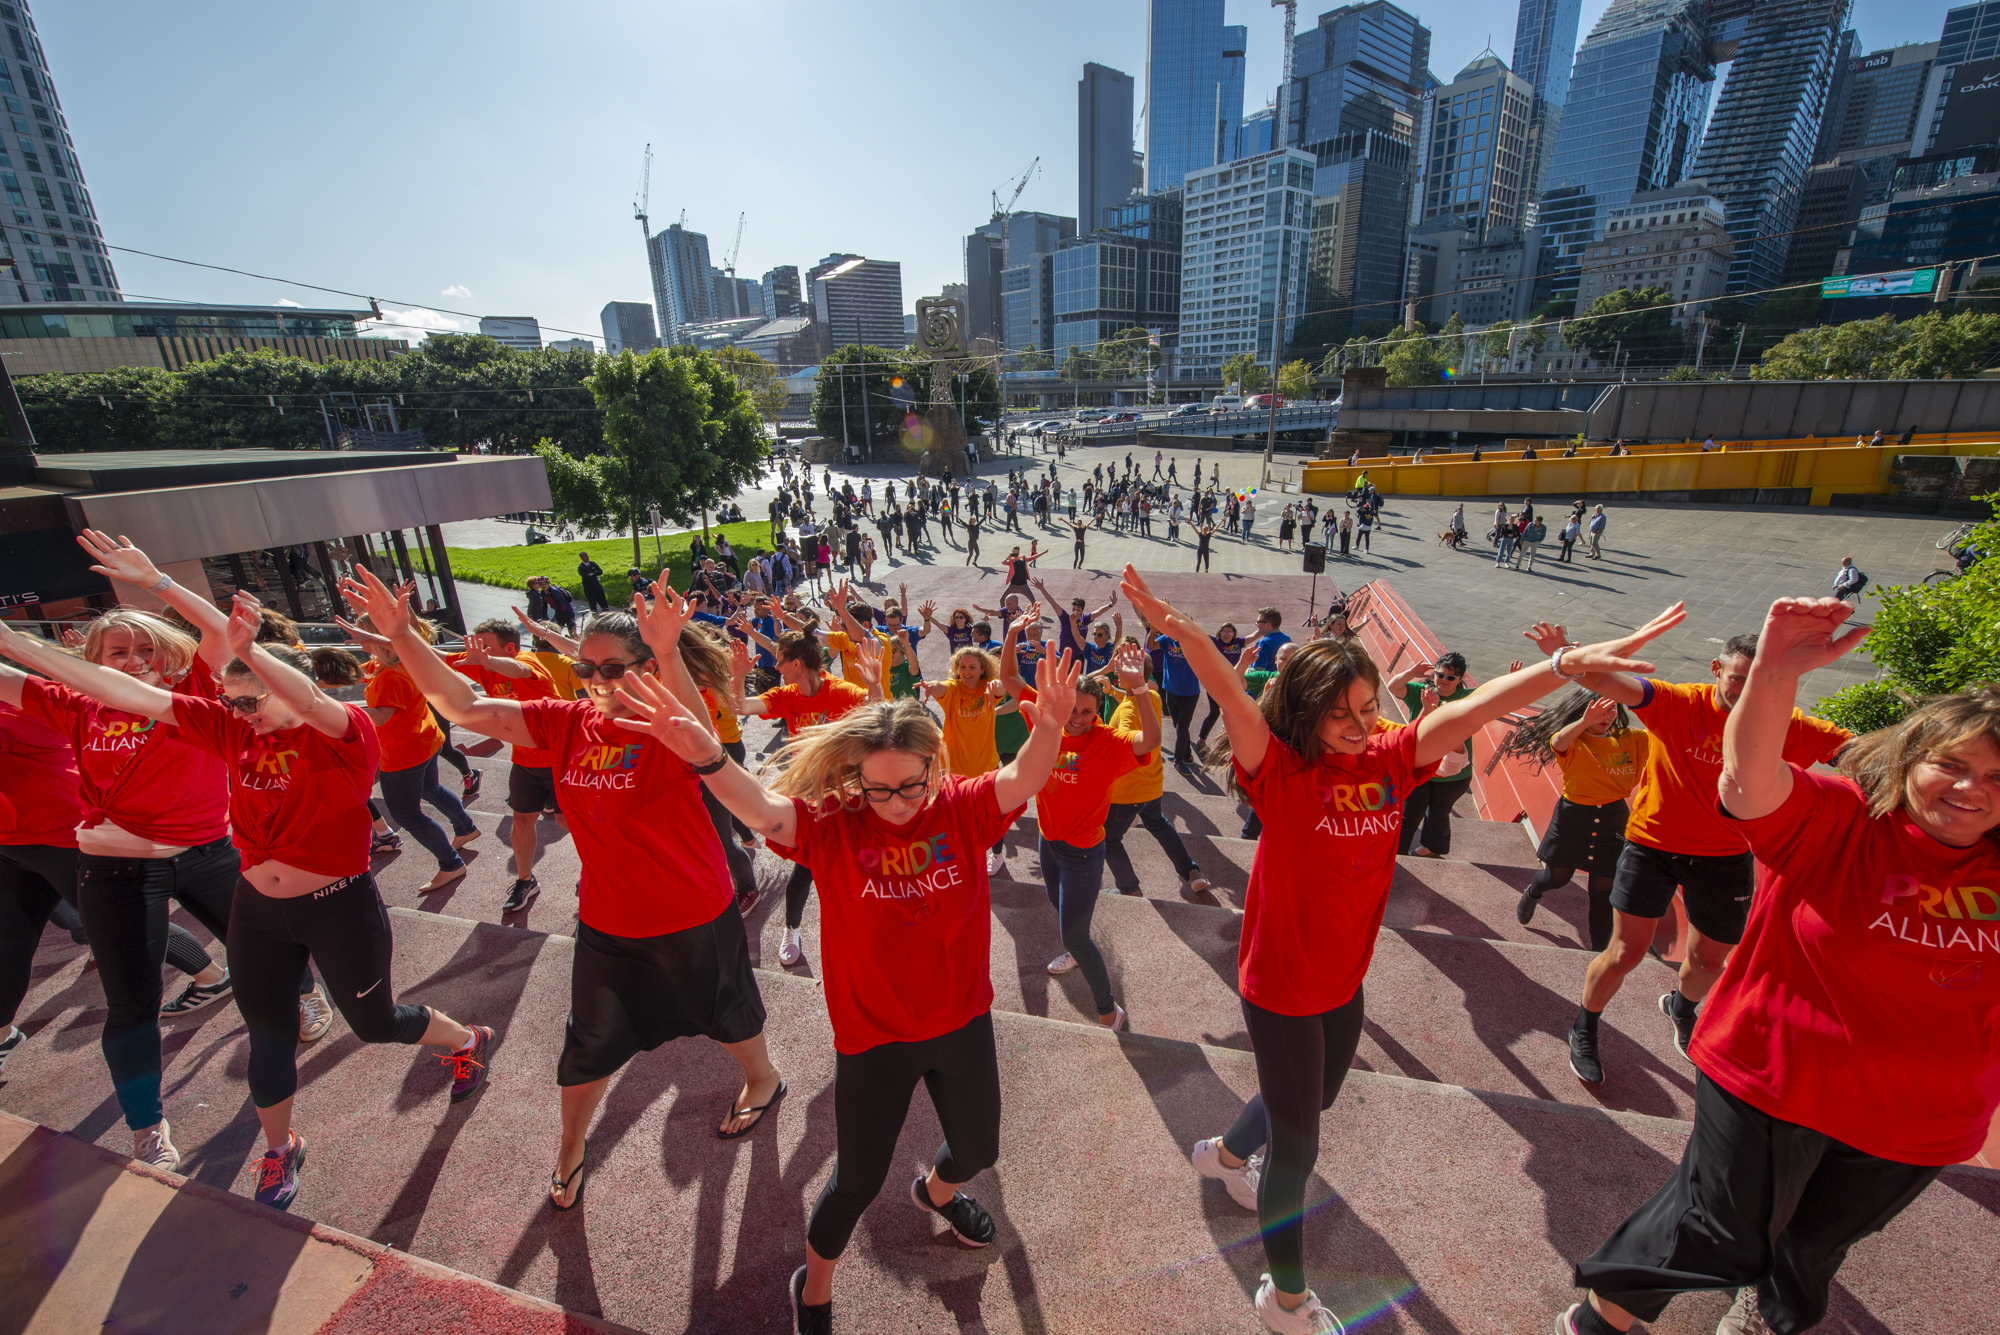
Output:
[1303,438,2000,506]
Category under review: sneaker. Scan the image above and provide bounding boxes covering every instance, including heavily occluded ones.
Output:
[442,1025,495,1102]
[502,876,540,914]
[791,1265,831,1335]
[1661,991,1698,1061]
[910,1174,996,1246]
[461,769,482,801]
[370,831,402,854]
[253,1130,307,1212]
[161,972,234,1016]
[0,1025,22,1074]
[1717,1287,1774,1335]
[1254,1274,1345,1333]
[1047,952,1079,976]
[986,848,1006,876]
[298,985,334,1044]
[1568,1024,1604,1084]
[133,1119,180,1172]
[1191,1137,1262,1210]
[1554,1303,1587,1335]
[1516,887,1542,926]
[779,928,805,968]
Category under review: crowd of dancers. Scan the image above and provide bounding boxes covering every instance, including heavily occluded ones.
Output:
[1,519,1995,1335]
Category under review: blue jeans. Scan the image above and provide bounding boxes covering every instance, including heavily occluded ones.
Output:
[1038,836,1114,1014]
[378,753,475,871]
[1496,533,1517,564]
[1104,797,1200,889]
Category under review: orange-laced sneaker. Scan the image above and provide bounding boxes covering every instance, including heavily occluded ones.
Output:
[442,1025,495,1102]
[254,1130,307,1211]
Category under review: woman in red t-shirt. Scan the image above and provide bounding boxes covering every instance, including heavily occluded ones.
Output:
[1120,565,1684,1335]
[344,568,782,1213]
[0,702,88,1070]
[350,612,480,893]
[1564,597,2000,1335]
[613,637,1082,1335]
[1,592,494,1214]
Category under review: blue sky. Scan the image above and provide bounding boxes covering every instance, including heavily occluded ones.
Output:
[46,0,1965,348]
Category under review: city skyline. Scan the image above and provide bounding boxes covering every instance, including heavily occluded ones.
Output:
[48,0,1969,351]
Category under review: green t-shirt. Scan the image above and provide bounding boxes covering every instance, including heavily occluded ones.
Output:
[1404,680,1474,781]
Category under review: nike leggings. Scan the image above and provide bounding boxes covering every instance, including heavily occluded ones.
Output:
[228,872,429,1108]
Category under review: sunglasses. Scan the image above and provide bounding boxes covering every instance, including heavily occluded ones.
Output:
[217,689,271,712]
[573,659,645,680]
[856,758,931,804]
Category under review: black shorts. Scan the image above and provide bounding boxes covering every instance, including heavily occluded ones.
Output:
[1611,841,1755,944]
[507,763,560,815]
[558,904,767,1085]
[1535,798,1630,879]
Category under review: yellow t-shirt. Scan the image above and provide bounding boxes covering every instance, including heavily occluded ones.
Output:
[1106,686,1164,805]
[525,650,585,702]
[701,687,742,745]
[1556,729,1649,806]
[938,679,1000,778]
[823,630,866,686]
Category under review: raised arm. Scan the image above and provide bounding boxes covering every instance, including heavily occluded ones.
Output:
[223,594,350,739]
[340,568,538,749]
[0,616,180,722]
[1551,696,1618,756]
[1112,644,1160,757]
[1120,566,1271,776]
[1720,598,1867,821]
[611,672,798,847]
[995,650,1081,811]
[512,605,580,657]
[999,613,1030,699]
[631,580,709,724]
[77,530,232,670]
[1412,605,1687,768]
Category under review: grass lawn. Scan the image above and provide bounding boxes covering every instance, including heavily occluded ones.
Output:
[444,522,773,600]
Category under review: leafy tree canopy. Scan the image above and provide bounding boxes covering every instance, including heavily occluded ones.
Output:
[1752,310,2000,381]
[1565,286,1683,365]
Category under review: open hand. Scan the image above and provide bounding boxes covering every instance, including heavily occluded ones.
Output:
[224,592,263,661]
[1117,565,1191,636]
[849,630,883,688]
[1750,597,1869,678]
[1583,695,1621,729]
[1111,642,1147,691]
[632,577,693,654]
[1523,620,1568,655]
[339,567,412,640]
[611,671,727,763]
[1021,649,1080,732]
[333,615,393,653]
[76,530,162,587]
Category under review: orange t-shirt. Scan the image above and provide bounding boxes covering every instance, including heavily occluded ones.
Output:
[1035,718,1143,846]
[364,661,445,772]
[1623,679,1849,857]
[702,687,742,745]
[449,652,562,768]
[759,676,869,731]
[1556,729,1651,806]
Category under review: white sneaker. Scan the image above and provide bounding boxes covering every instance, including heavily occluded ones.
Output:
[0,1025,23,1074]
[1255,1275,1344,1334]
[134,1119,181,1172]
[1190,1137,1262,1210]
[986,849,1006,876]
[1716,1288,1774,1335]
[298,985,334,1043]
[779,929,805,968]
[1047,952,1079,975]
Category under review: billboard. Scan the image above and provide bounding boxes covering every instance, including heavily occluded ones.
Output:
[1822,268,1939,298]
[1937,56,2000,154]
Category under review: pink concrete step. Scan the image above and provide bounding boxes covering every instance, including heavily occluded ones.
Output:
[2,909,1984,1335]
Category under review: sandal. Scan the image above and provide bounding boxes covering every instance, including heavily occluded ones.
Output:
[717,1077,787,1140]
[549,1142,588,1211]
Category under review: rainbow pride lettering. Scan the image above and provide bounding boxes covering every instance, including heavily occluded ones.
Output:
[578,742,643,772]
[1879,874,2000,922]
[1322,780,1399,813]
[858,834,956,876]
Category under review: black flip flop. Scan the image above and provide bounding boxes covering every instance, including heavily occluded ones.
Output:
[718,1078,787,1140]
[549,1141,587,1211]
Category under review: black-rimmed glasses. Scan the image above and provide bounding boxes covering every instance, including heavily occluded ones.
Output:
[856,758,931,804]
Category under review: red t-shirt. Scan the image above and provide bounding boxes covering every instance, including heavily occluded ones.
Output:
[364,662,445,772]
[171,697,380,876]
[16,669,230,847]
[1625,679,1849,857]
[518,698,732,937]
[1695,767,2000,1165]
[770,771,1021,1053]
[1235,725,1439,1015]
[759,676,869,730]
[1034,718,1143,846]
[0,702,83,847]
[451,653,561,767]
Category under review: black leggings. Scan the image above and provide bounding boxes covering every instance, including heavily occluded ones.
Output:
[77,838,240,1130]
[1220,987,1367,1295]
[1197,690,1235,743]
[1528,865,1615,951]
[1163,690,1199,766]
[433,710,470,777]
[704,785,756,903]
[1397,777,1469,856]
[228,872,430,1108]
[784,863,814,930]
[807,1011,1002,1259]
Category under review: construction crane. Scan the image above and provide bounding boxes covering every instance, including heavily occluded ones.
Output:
[633,144,651,240]
[1271,0,1296,149]
[991,157,1039,221]
[722,212,746,278]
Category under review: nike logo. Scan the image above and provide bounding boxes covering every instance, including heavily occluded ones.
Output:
[355,979,382,998]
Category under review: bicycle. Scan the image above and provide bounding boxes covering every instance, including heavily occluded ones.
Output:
[1936,521,1976,550]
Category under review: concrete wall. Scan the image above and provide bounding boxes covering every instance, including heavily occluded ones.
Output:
[1584,379,2000,442]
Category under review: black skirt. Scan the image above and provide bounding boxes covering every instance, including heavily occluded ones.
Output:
[1534,797,1630,878]
[558,904,767,1086]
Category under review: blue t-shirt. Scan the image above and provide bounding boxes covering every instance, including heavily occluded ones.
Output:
[1251,631,1291,670]
[1082,641,1113,675]
[1014,639,1044,686]
[1058,612,1091,659]
[1155,637,1200,695]
[750,615,777,668]
[693,611,728,629]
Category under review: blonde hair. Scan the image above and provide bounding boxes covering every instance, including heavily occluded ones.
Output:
[1839,685,2000,843]
[766,697,942,811]
[948,646,999,684]
[83,610,197,681]
[679,623,733,692]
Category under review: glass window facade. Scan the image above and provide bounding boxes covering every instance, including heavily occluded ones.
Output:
[1175,149,1314,379]
[1512,0,1584,197]
[1940,2,2000,63]
[0,305,363,340]
[1144,0,1247,192]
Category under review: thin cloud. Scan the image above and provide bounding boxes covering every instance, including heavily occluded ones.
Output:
[441,284,472,299]
[358,305,480,342]
[274,298,302,307]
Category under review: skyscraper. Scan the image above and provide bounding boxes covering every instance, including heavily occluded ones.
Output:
[1080,63,1136,232]
[1535,0,1714,308]
[761,265,802,321]
[0,0,116,302]
[1510,0,1583,200]
[968,212,1076,346]
[811,256,905,353]
[648,223,713,346]
[1917,3,2000,152]
[1690,0,1850,295]
[1176,147,1316,377]
[478,317,542,352]
[599,301,658,354]
[1144,0,1248,192]
[1413,56,1537,242]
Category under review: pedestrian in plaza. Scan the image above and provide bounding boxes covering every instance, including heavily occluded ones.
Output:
[1558,514,1581,563]
[1831,557,1867,604]
[1278,505,1296,553]
[1194,517,1217,573]
[1516,516,1546,572]
[1587,504,1607,559]
[1337,511,1351,557]
[576,552,609,613]
[1354,506,1375,555]
[1067,517,1089,570]
[1386,653,1475,858]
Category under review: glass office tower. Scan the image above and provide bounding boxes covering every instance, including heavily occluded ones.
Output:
[1511,0,1584,199]
[1144,0,1248,191]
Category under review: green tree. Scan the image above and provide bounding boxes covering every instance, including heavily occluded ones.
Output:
[1886,310,2000,379]
[1813,493,2000,733]
[715,347,788,427]
[586,347,767,564]
[1479,320,1516,366]
[532,439,618,532]
[1220,352,1270,394]
[1277,358,1316,401]
[809,344,908,450]
[15,363,173,453]
[1565,286,1682,366]
[1381,325,1447,386]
